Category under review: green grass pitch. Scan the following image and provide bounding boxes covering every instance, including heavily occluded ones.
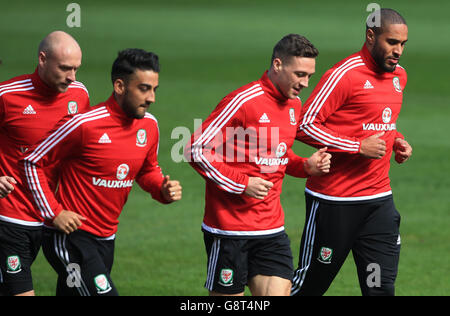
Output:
[0,0,449,296]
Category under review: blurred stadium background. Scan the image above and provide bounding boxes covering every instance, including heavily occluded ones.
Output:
[0,0,448,295]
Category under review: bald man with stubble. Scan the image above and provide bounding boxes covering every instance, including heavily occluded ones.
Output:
[0,31,90,296]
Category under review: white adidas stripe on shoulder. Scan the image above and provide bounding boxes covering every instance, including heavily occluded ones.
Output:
[144,112,160,154]
[193,85,263,193]
[0,82,33,91]
[144,112,158,123]
[69,81,89,96]
[196,84,263,147]
[0,78,32,89]
[0,79,34,97]
[24,106,110,220]
[301,56,363,126]
[25,106,109,163]
[300,56,365,152]
[192,84,264,194]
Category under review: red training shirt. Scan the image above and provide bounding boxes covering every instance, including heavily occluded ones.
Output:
[21,94,168,237]
[186,71,309,238]
[296,45,407,201]
[0,69,90,226]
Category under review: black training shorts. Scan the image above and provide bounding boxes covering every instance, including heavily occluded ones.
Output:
[42,227,118,296]
[0,221,42,295]
[204,232,293,294]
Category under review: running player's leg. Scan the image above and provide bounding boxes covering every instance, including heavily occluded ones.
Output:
[291,194,362,296]
[203,233,248,296]
[42,228,86,296]
[0,222,42,296]
[42,228,118,296]
[248,275,291,296]
[353,197,401,296]
[247,233,293,296]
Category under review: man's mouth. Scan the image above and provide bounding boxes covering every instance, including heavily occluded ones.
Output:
[387,57,399,65]
[58,83,70,91]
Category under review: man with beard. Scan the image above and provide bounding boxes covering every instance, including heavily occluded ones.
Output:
[291,8,412,296]
[20,49,182,296]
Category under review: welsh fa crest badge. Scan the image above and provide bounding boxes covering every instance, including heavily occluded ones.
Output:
[68,101,78,114]
[116,163,130,180]
[219,269,234,287]
[317,247,333,264]
[94,274,112,294]
[289,108,297,125]
[136,129,147,147]
[393,77,402,93]
[276,142,287,158]
[7,255,22,274]
[382,107,392,123]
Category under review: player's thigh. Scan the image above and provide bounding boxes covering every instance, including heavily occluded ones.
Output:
[0,222,42,295]
[42,229,86,296]
[43,229,118,296]
[248,275,291,296]
[292,197,364,296]
[353,198,401,296]
[247,233,293,296]
[203,233,248,295]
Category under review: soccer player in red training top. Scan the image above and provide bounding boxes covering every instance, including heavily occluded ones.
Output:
[0,31,90,296]
[291,9,413,296]
[185,34,332,296]
[21,49,182,296]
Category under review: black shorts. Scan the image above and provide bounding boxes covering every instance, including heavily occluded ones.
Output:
[203,232,293,294]
[291,193,401,296]
[42,227,118,296]
[0,221,42,295]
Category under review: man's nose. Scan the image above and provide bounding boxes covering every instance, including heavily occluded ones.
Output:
[67,69,76,83]
[393,44,403,57]
[146,91,155,104]
[300,77,309,88]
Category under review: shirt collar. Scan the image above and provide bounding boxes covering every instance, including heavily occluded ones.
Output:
[360,44,384,73]
[105,93,135,125]
[259,70,289,104]
[30,68,60,97]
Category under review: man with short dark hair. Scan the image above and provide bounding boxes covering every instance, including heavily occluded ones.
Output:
[186,34,331,296]
[21,48,182,296]
[291,8,412,296]
[0,31,90,296]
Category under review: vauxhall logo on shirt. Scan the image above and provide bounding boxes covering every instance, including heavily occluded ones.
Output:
[92,163,134,189]
[254,142,289,174]
[198,125,291,173]
[362,107,397,131]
